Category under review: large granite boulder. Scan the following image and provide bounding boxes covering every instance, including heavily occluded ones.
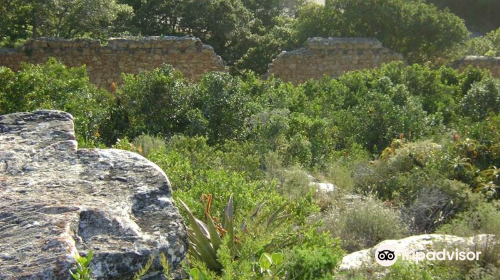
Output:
[0,111,188,279]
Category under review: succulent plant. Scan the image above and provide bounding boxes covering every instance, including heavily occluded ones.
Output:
[179,194,290,273]
[179,195,235,272]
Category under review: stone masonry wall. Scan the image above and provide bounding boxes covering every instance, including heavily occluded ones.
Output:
[453,56,500,78]
[0,37,226,89]
[267,37,405,84]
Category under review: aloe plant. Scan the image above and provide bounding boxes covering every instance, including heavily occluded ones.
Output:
[179,194,290,273]
[179,195,234,272]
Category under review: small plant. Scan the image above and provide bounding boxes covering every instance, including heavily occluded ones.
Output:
[259,252,284,278]
[133,254,155,280]
[131,253,173,280]
[179,194,290,273]
[70,251,93,280]
[160,253,172,280]
[179,194,236,272]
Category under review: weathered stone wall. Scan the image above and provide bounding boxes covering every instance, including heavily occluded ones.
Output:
[267,37,405,84]
[453,56,500,77]
[0,37,226,89]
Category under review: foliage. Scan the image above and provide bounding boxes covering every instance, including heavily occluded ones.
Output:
[70,251,93,280]
[461,78,500,121]
[180,193,341,279]
[0,59,111,143]
[464,28,500,57]
[6,58,500,279]
[131,253,172,280]
[117,65,193,139]
[0,0,133,42]
[314,195,408,252]
[426,0,500,33]
[294,0,469,63]
[438,202,500,237]
[384,260,460,280]
[284,233,343,280]
[132,254,155,280]
[180,195,234,272]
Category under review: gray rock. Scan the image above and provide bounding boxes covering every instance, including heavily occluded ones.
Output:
[0,110,188,279]
[339,234,496,271]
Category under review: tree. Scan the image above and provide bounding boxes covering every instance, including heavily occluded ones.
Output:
[464,28,500,57]
[293,0,469,64]
[0,0,33,45]
[0,0,133,43]
[180,0,253,64]
[426,0,500,33]
[129,0,183,36]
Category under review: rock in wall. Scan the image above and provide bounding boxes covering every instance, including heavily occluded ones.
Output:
[0,110,188,279]
[453,56,500,77]
[267,37,405,85]
[0,37,226,90]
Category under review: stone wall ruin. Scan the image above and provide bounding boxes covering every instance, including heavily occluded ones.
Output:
[1,36,499,89]
[267,37,406,84]
[0,37,226,89]
[453,56,500,78]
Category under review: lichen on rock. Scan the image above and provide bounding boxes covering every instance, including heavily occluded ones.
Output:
[0,110,188,279]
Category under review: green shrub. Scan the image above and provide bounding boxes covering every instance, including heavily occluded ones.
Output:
[198,72,256,144]
[385,261,460,280]
[132,135,166,157]
[438,202,500,237]
[284,235,343,280]
[0,59,111,144]
[118,65,195,139]
[461,78,500,121]
[314,196,408,252]
[70,251,93,280]
[294,0,468,63]
[464,28,500,57]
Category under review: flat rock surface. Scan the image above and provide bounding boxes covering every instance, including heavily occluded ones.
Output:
[0,110,187,279]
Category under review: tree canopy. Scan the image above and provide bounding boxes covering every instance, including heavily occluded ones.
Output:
[0,0,486,73]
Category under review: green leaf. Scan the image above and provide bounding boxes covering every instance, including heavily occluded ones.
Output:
[180,200,222,271]
[271,252,283,266]
[204,212,222,252]
[222,194,234,229]
[259,252,273,270]
[190,267,200,280]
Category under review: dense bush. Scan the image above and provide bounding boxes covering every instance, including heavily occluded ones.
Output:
[464,28,500,57]
[294,0,469,64]
[461,78,500,121]
[5,59,500,279]
[0,58,111,143]
[314,196,408,252]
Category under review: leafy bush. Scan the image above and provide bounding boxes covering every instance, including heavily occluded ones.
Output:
[118,65,195,139]
[70,251,93,280]
[0,58,111,143]
[461,78,500,121]
[132,135,166,157]
[438,202,500,237]
[384,261,460,280]
[314,196,408,252]
[294,0,468,63]
[197,72,256,144]
[284,233,343,280]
